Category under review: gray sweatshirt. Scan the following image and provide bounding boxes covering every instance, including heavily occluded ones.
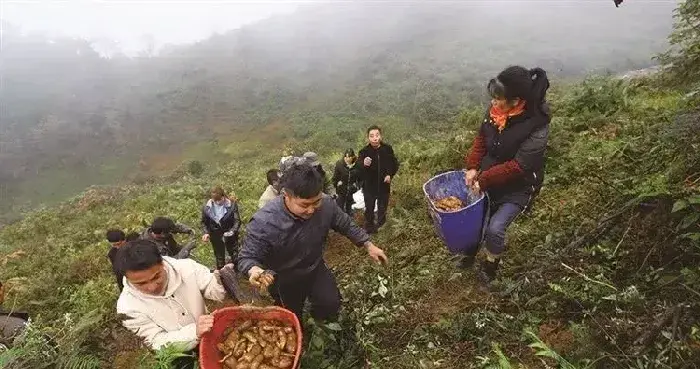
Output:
[237,195,370,282]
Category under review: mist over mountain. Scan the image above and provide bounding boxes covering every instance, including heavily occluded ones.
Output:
[0,0,677,219]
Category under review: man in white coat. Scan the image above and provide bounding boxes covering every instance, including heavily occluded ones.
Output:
[115,239,228,368]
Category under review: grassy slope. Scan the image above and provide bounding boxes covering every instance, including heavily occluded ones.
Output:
[0,76,698,368]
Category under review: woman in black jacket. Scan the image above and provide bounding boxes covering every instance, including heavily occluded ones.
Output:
[201,185,242,270]
[462,66,550,286]
[332,149,363,215]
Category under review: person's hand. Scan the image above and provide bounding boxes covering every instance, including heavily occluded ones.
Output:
[337,181,343,186]
[365,242,388,265]
[248,266,275,289]
[465,169,478,187]
[384,175,391,184]
[202,234,210,242]
[472,181,481,194]
[363,157,372,167]
[196,314,214,338]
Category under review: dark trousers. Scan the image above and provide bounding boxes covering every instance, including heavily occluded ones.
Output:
[483,202,522,256]
[268,263,341,324]
[363,187,390,230]
[209,232,238,269]
[335,193,354,215]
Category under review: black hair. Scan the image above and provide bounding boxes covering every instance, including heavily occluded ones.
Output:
[115,239,163,274]
[280,163,323,199]
[488,66,550,115]
[266,169,279,186]
[150,217,175,235]
[125,232,140,241]
[106,229,126,243]
[366,125,381,135]
[344,148,356,158]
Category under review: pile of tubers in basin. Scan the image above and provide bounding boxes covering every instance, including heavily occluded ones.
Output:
[217,319,297,369]
[435,196,464,211]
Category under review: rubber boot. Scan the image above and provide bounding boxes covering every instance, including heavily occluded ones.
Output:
[218,264,255,303]
[477,258,500,286]
[455,247,479,269]
[175,240,198,259]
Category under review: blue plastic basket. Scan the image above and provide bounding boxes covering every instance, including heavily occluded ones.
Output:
[423,170,487,254]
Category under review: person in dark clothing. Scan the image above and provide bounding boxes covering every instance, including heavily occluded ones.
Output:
[140,217,197,259]
[358,125,400,233]
[201,185,242,270]
[106,229,127,291]
[237,163,388,323]
[332,149,362,215]
[462,65,550,286]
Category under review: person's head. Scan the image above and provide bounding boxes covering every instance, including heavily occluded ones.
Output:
[303,152,321,168]
[488,66,550,114]
[150,217,175,240]
[367,125,382,148]
[125,232,140,241]
[280,163,324,219]
[266,169,280,187]
[343,149,356,165]
[106,229,126,248]
[210,185,226,203]
[116,239,167,296]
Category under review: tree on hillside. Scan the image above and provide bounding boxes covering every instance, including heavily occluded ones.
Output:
[658,0,700,86]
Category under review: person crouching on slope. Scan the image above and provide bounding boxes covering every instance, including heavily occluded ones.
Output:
[116,239,231,369]
[201,185,242,270]
[141,217,197,259]
[461,66,551,286]
[106,229,139,291]
[237,163,388,323]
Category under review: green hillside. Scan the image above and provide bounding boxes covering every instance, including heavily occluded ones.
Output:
[1,1,699,368]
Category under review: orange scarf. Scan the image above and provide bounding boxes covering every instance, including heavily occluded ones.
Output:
[489,100,526,132]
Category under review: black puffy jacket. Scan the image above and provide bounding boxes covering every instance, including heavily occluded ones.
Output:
[332,159,362,197]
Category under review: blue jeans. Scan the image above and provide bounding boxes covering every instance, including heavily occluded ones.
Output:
[484,202,522,256]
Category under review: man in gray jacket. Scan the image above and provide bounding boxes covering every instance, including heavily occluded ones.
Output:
[238,163,388,322]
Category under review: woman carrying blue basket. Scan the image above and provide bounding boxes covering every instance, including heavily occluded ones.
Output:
[461,66,551,286]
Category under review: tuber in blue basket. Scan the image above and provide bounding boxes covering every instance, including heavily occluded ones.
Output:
[423,170,487,254]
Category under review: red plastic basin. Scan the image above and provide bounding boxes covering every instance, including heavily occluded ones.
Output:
[199,306,302,369]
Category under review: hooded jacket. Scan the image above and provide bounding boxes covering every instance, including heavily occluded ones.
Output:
[237,195,370,283]
[116,257,227,351]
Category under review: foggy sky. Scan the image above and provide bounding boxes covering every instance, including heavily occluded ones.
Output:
[2,0,301,56]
